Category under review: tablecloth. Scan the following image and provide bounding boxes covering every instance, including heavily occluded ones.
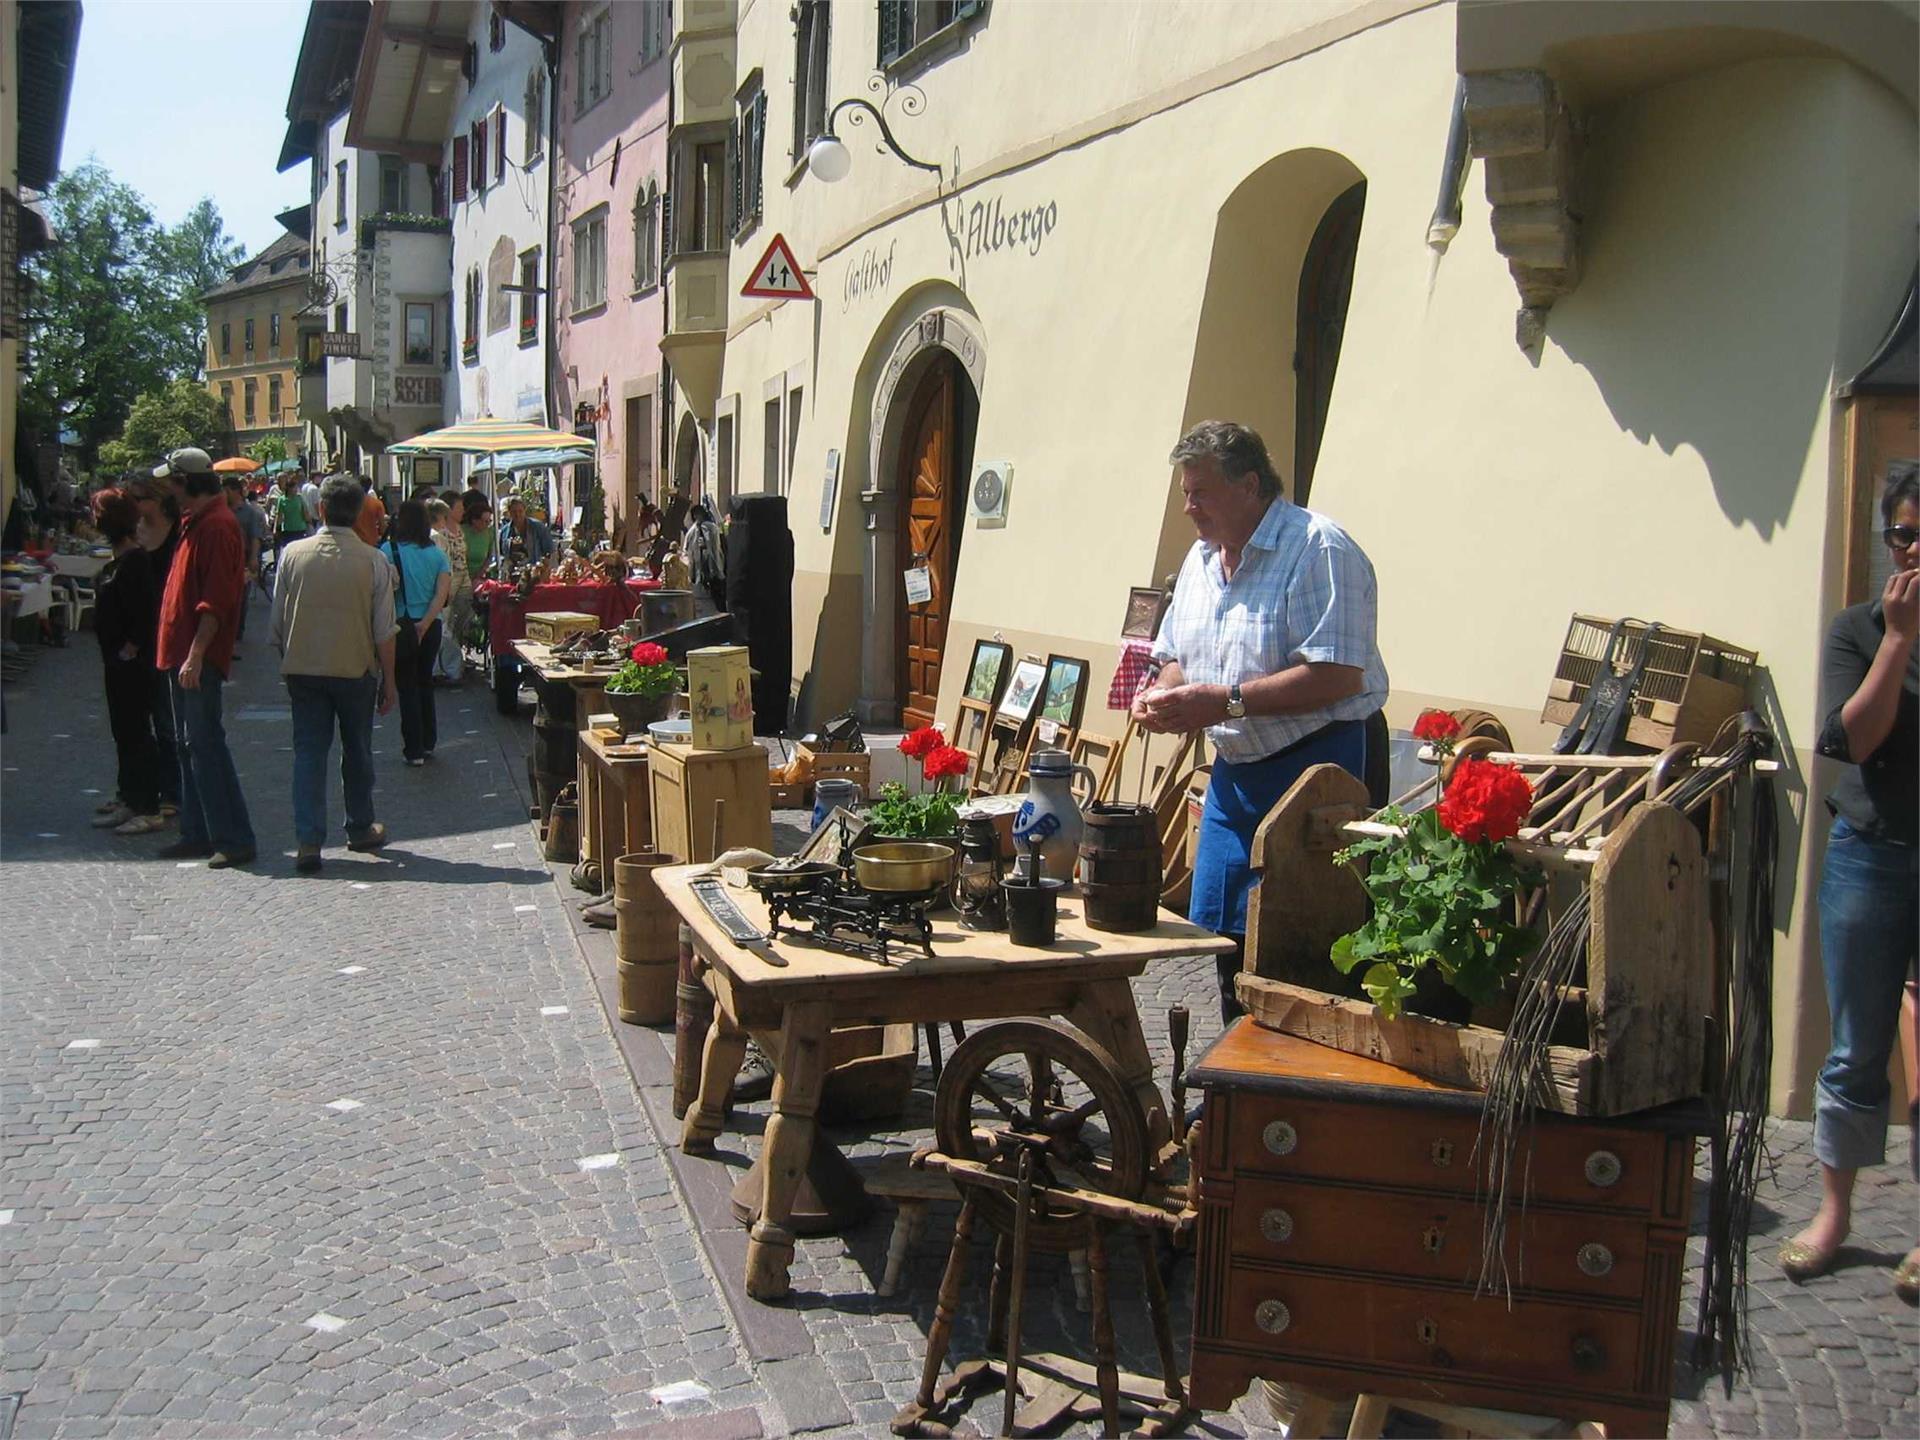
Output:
[485,578,662,656]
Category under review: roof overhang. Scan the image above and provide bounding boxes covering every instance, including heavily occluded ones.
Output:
[279,0,373,172]
[276,203,314,242]
[346,0,474,166]
[495,1,563,45]
[17,1,83,191]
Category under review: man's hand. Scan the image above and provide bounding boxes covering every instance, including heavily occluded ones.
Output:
[377,676,397,716]
[1885,568,1918,645]
[179,654,204,691]
[1138,683,1228,734]
[415,618,432,641]
[117,643,138,662]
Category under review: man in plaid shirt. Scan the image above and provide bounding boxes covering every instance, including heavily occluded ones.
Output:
[1134,421,1388,1018]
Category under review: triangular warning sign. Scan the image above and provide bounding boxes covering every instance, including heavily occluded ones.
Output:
[741,234,815,301]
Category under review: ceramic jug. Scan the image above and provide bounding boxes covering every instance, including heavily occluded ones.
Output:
[1012,748,1095,884]
[811,777,865,832]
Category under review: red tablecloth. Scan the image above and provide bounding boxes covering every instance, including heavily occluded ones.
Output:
[485,578,662,656]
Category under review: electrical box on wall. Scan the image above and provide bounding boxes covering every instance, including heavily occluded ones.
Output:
[969,461,1012,527]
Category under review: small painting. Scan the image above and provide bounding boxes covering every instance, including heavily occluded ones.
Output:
[1121,586,1170,641]
[997,658,1047,726]
[963,639,1012,706]
[1040,654,1089,728]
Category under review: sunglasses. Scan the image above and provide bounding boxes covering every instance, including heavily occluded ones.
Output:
[1884,524,1919,548]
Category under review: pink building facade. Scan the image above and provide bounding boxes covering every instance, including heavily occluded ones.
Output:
[552,0,672,537]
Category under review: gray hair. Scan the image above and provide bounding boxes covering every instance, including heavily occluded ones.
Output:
[1883,459,1918,526]
[320,476,365,529]
[1168,420,1284,501]
[424,498,450,522]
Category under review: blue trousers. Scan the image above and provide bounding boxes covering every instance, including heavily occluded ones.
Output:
[287,673,378,848]
[169,670,256,854]
[1814,817,1919,1170]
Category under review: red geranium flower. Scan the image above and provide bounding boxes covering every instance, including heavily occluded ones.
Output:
[1436,756,1533,845]
[921,744,970,782]
[1412,709,1463,745]
[630,642,668,666]
[899,725,943,760]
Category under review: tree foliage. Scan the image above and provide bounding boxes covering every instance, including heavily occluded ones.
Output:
[97,380,234,476]
[247,433,290,465]
[23,165,247,465]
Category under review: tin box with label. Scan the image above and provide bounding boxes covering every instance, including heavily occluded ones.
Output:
[687,645,754,750]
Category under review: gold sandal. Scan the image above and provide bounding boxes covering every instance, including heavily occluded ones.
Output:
[1777,1237,1840,1283]
[1894,1252,1919,1306]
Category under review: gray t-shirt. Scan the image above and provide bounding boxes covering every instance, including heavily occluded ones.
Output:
[232,500,267,548]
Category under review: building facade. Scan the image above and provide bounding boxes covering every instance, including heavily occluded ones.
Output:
[552,0,672,536]
[202,231,313,461]
[693,0,1917,1115]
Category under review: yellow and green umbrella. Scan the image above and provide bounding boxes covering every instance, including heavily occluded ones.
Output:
[387,418,596,456]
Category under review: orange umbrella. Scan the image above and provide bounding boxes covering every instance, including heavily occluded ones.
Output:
[212,456,261,473]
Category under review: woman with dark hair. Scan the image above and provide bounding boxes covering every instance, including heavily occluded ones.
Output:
[1780,460,1919,1304]
[121,477,183,819]
[384,499,453,766]
[88,489,169,834]
[460,490,497,581]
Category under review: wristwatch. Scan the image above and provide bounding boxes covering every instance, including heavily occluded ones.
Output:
[1225,682,1246,720]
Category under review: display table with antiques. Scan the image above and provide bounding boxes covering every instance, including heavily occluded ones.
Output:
[483,578,668,658]
[1186,1021,1707,1437]
[655,861,1232,1301]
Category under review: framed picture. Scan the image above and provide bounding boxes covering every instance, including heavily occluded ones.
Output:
[997,657,1047,726]
[962,638,1012,706]
[1121,585,1170,641]
[1039,653,1089,729]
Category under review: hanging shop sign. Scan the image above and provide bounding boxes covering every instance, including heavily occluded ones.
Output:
[741,234,815,301]
[319,331,362,358]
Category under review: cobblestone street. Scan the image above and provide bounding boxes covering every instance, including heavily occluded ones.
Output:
[2,620,1916,1438]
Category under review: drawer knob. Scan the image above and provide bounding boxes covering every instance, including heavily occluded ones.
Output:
[1429,1139,1453,1167]
[1255,1299,1291,1335]
[1262,1120,1298,1157]
[1571,1333,1607,1372]
[1584,1149,1622,1188]
[1259,1208,1294,1244]
[1421,1225,1445,1255]
[1577,1242,1615,1277]
[1416,1317,1439,1346]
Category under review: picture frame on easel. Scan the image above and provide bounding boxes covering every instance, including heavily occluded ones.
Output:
[1013,652,1092,789]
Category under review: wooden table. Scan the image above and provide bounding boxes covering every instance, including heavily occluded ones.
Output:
[1186,1022,1706,1437]
[656,865,1234,1301]
[511,640,616,725]
[577,729,652,888]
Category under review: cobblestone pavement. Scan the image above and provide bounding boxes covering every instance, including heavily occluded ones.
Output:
[4,616,1916,1438]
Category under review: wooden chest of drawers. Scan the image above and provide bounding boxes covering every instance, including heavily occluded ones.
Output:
[1188,1022,1705,1438]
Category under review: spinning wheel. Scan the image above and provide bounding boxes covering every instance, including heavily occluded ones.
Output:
[932,1019,1149,1254]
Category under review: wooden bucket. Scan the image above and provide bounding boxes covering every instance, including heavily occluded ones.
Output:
[1079,802,1161,932]
[671,923,712,1119]
[613,852,677,1024]
[543,787,579,864]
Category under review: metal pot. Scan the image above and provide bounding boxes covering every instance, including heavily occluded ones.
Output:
[852,842,957,892]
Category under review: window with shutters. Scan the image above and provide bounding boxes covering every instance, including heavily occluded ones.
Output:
[518,249,540,345]
[220,322,231,357]
[333,302,348,336]
[639,0,669,64]
[334,160,348,226]
[472,120,489,193]
[576,9,611,115]
[244,379,257,426]
[793,2,831,163]
[379,156,407,215]
[632,180,660,293]
[572,205,608,313]
[693,142,727,253]
[269,313,282,353]
[463,269,480,361]
[220,382,234,418]
[269,376,283,424]
[494,109,507,183]
[877,0,987,70]
[452,136,469,202]
[489,10,505,51]
[244,317,255,353]
[525,70,545,161]
[731,78,766,240]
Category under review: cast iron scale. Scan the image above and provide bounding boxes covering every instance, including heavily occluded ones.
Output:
[760,873,942,963]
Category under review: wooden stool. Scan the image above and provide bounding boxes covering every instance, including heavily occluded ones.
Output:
[861,1156,955,1297]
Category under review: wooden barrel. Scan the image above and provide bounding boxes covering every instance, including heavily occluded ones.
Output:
[543,786,579,864]
[1079,802,1162,933]
[614,852,677,1024]
[671,923,712,1119]
[530,708,575,820]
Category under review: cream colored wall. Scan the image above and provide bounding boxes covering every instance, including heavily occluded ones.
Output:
[713,1,1916,1113]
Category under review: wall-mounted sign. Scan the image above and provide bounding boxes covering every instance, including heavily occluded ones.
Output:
[951,194,1059,264]
[393,374,443,407]
[841,239,896,313]
[319,331,361,358]
[742,234,814,301]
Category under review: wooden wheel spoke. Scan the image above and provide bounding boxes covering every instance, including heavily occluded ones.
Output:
[970,1078,1022,1126]
[1024,1051,1055,1124]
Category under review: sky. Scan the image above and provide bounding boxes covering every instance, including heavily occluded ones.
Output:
[60,0,314,258]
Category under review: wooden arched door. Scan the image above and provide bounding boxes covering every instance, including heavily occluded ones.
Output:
[896,357,967,729]
[1293,181,1365,507]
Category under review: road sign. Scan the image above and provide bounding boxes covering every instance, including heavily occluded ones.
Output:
[741,234,814,301]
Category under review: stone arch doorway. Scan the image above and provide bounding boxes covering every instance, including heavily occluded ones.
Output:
[856,300,987,726]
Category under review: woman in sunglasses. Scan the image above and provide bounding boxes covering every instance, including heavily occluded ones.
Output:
[1780,460,1918,1303]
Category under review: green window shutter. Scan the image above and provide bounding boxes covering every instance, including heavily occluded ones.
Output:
[878,0,908,67]
[727,120,741,238]
[751,91,768,219]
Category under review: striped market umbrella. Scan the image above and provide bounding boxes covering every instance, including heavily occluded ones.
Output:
[472,447,593,472]
[387,418,596,456]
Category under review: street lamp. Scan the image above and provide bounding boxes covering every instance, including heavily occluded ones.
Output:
[806,81,941,183]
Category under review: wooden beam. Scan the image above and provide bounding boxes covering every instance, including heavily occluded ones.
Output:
[377,22,468,57]
[353,136,444,166]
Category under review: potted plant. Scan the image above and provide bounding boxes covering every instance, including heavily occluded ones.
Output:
[603,641,679,735]
[868,726,970,840]
[1329,711,1542,1021]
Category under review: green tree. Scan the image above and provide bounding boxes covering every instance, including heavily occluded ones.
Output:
[247,433,289,464]
[159,198,247,378]
[97,379,233,475]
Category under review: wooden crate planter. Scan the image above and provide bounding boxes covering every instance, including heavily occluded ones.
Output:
[1541,614,1757,750]
[1238,762,1710,1117]
[797,744,871,794]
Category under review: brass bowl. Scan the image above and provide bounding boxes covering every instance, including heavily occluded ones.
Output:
[852,842,957,892]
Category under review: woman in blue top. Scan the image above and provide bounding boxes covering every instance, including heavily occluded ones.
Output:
[386,499,453,766]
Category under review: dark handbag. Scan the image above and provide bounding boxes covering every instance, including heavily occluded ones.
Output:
[389,539,420,670]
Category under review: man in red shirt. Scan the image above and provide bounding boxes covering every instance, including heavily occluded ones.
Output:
[152,448,257,867]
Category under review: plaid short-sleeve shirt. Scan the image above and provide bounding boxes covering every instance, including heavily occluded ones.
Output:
[1150,497,1388,762]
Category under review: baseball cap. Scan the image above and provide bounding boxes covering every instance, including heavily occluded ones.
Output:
[152,447,214,479]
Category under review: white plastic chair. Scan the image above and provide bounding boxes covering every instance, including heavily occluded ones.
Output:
[53,576,95,634]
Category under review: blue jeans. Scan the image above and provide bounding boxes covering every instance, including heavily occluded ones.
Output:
[286,673,378,848]
[1814,817,1919,1170]
[169,670,256,854]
